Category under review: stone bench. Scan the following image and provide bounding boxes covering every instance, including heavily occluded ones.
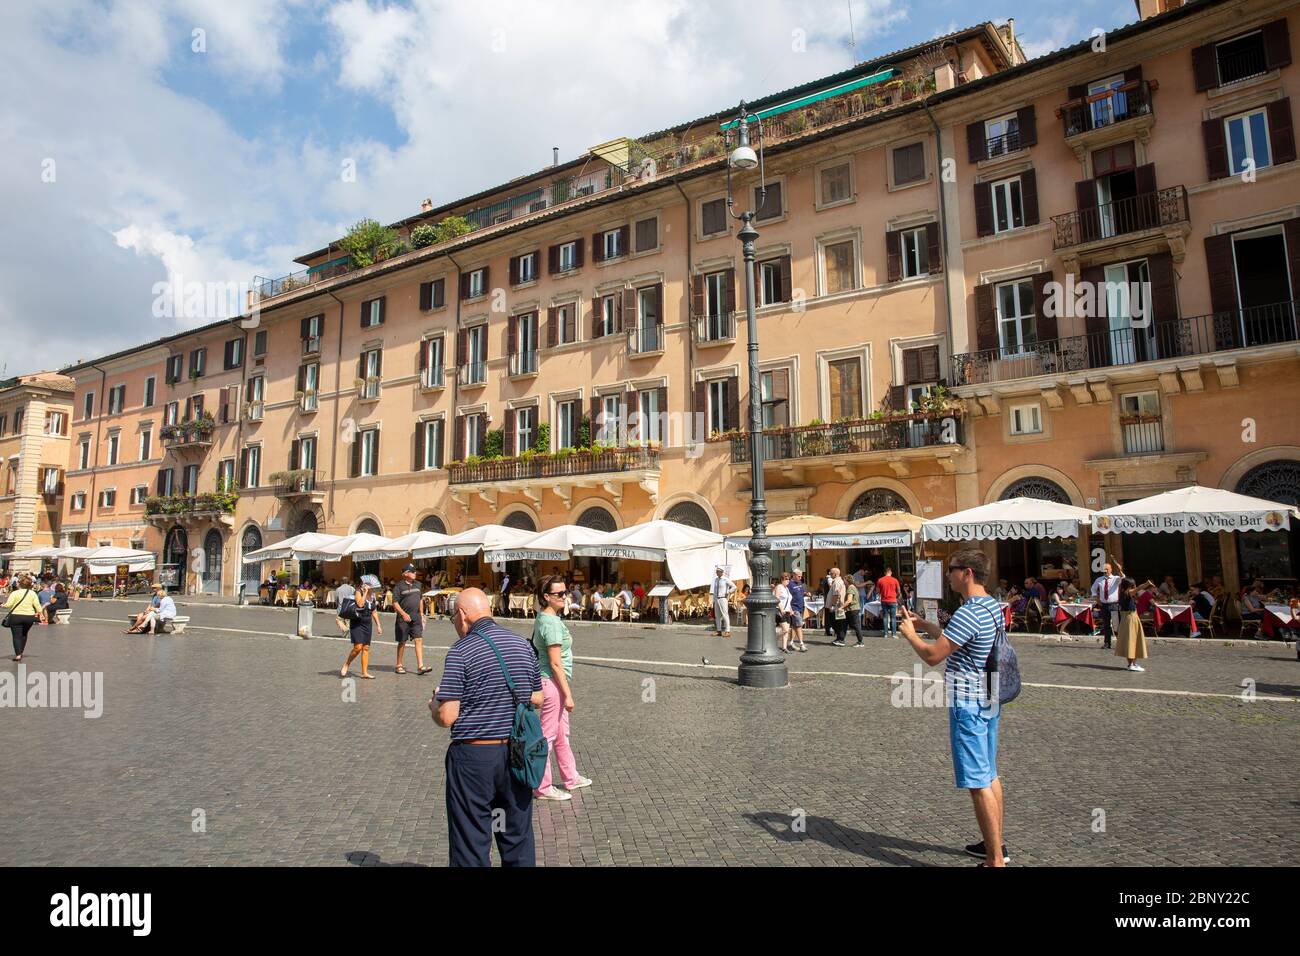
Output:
[125,615,190,634]
[54,609,73,625]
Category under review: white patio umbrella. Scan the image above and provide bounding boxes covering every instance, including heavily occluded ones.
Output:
[7,546,66,560]
[347,530,452,562]
[724,514,844,552]
[295,532,396,562]
[241,532,343,563]
[412,524,536,559]
[922,497,1094,542]
[572,519,747,589]
[1090,485,1300,535]
[68,546,157,573]
[482,524,616,562]
[813,510,927,549]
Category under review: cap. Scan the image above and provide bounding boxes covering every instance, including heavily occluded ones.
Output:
[403,563,417,572]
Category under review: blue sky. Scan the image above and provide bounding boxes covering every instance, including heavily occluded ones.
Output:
[0,0,1141,377]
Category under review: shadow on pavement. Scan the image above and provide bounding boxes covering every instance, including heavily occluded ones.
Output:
[344,850,426,867]
[1048,662,1134,672]
[578,661,740,686]
[1251,683,1300,697]
[744,811,965,866]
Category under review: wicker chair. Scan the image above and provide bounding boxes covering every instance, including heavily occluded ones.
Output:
[1238,615,1262,640]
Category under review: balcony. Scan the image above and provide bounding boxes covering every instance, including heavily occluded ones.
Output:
[1052,186,1188,251]
[420,367,444,389]
[355,377,380,401]
[694,312,736,345]
[144,491,236,527]
[272,469,326,504]
[448,446,662,511]
[508,350,538,377]
[1216,45,1269,87]
[1121,415,1164,455]
[1060,80,1155,140]
[950,301,1300,388]
[628,323,664,356]
[245,400,264,422]
[160,417,215,451]
[302,336,322,356]
[458,362,487,387]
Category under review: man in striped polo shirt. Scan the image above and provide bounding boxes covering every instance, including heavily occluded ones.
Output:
[898,549,1008,867]
[431,588,543,867]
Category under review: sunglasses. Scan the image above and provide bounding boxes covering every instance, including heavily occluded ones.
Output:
[547,590,567,597]
[947,565,970,574]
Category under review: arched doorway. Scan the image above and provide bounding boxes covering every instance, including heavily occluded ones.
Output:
[664,500,712,530]
[293,511,319,535]
[240,525,263,595]
[997,477,1089,589]
[1237,460,1300,582]
[163,526,188,593]
[574,506,619,585]
[202,529,224,595]
[846,489,913,580]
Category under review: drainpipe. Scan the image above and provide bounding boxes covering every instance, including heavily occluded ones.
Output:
[923,103,956,365]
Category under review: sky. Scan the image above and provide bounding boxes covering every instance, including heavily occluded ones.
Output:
[0,0,1140,377]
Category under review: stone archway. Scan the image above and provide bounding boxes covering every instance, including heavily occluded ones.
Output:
[576,505,618,532]
[502,510,537,532]
[1000,477,1071,503]
[847,488,911,519]
[664,500,712,531]
[1235,459,1300,581]
[418,514,447,534]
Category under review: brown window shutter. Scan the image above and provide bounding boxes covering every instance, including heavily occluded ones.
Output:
[888,385,906,412]
[1204,234,1238,316]
[974,182,993,237]
[623,388,637,443]
[920,346,941,382]
[508,316,518,357]
[618,225,630,256]
[1286,219,1300,300]
[1067,83,1086,102]
[455,415,465,460]
[620,288,636,333]
[1020,169,1039,226]
[565,306,576,343]
[725,376,740,431]
[350,434,361,477]
[547,244,560,274]
[372,431,380,474]
[157,468,167,496]
[691,274,705,316]
[1079,266,1109,363]
[480,267,489,292]
[432,279,444,308]
[1134,163,1156,196]
[236,452,247,490]
[360,299,369,328]
[573,238,585,269]
[723,269,736,315]
[414,422,425,471]
[902,348,921,384]
[1201,116,1229,180]
[375,349,383,377]
[966,121,986,163]
[656,385,668,423]
[300,316,310,338]
[778,255,792,302]
[694,381,707,418]
[418,339,428,372]
[1267,99,1296,165]
[654,283,663,326]
[590,396,602,437]
[1016,105,1037,148]
[290,439,300,470]
[419,281,432,310]
[886,230,902,282]
[592,231,604,263]
[1032,271,1056,342]
[1075,179,1097,240]
[1263,18,1292,71]
[504,409,516,457]
[1146,252,1179,332]
[924,222,942,274]
[456,330,467,365]
[508,255,519,286]
[546,307,558,348]
[356,354,364,381]
[1191,43,1218,91]
[974,283,997,351]
[459,273,470,300]
[591,296,602,338]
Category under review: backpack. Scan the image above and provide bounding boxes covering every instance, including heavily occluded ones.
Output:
[979,601,1021,705]
[480,631,549,790]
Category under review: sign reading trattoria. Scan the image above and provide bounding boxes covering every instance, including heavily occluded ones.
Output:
[1091,511,1289,534]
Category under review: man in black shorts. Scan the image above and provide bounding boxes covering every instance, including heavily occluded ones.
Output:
[394,564,432,675]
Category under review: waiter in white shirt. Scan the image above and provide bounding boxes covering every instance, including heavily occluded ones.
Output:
[1090,561,1123,650]
[711,567,737,637]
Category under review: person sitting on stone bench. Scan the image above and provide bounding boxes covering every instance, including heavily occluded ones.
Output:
[126,585,177,633]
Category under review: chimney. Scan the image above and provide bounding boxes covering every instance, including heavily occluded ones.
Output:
[1006,18,1017,60]
[420,198,433,212]
[553,147,559,167]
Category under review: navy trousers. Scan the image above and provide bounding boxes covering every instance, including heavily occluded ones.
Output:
[445,743,535,867]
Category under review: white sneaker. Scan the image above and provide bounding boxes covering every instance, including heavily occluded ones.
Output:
[535,786,572,801]
[1128,664,1145,672]
[565,776,593,790]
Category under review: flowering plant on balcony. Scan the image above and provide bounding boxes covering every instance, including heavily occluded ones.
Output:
[160,413,216,443]
[144,488,237,516]
[268,469,316,493]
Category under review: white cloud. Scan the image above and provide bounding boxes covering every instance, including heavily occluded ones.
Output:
[1018,16,1082,60]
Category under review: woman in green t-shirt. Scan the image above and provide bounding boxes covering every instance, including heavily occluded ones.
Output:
[531,574,592,802]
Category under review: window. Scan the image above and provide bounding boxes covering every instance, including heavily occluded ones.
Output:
[893,142,926,185]
[602,229,622,260]
[754,182,782,222]
[900,228,929,279]
[559,242,577,272]
[419,278,446,310]
[820,162,852,205]
[139,429,152,461]
[44,411,66,436]
[760,261,781,306]
[556,400,578,449]
[701,198,727,236]
[421,337,444,388]
[1216,30,1268,86]
[361,298,384,327]
[599,296,617,337]
[302,314,324,354]
[355,429,379,477]
[1225,109,1272,175]
[991,177,1025,233]
[827,357,863,420]
[635,217,658,252]
[761,369,791,429]
[108,385,125,414]
[164,402,179,426]
[224,337,243,370]
[823,239,856,294]
[98,489,116,509]
[296,436,317,471]
[359,351,381,399]
[984,114,1020,157]
[72,492,86,511]
[1121,391,1163,453]
[705,272,727,318]
[246,376,264,418]
[157,468,175,497]
[468,269,486,298]
[189,348,206,378]
[253,330,267,357]
[217,458,235,492]
[78,440,90,470]
[1009,404,1042,435]
[242,446,261,488]
[464,413,485,458]
[521,252,537,284]
[131,486,148,506]
[12,408,23,433]
[82,392,94,420]
[515,406,536,455]
[638,389,662,443]
[996,279,1036,355]
[708,379,732,434]
[420,420,444,470]
[166,355,183,384]
[556,305,576,345]
[467,326,487,381]
[41,468,60,494]
[107,433,119,466]
[143,376,155,408]
[511,314,538,375]
[182,464,198,495]
[600,395,621,444]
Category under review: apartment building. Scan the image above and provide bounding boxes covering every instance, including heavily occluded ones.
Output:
[0,372,74,572]
[61,0,1300,596]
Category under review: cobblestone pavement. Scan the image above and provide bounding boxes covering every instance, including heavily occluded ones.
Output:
[1,603,1296,866]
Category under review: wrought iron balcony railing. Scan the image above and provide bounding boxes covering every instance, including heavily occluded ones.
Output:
[145,492,237,518]
[694,311,736,344]
[1052,185,1187,249]
[449,447,660,485]
[729,412,964,464]
[273,469,324,498]
[458,362,487,386]
[628,324,664,355]
[508,350,538,377]
[1061,80,1153,138]
[950,301,1300,386]
[1121,416,1164,454]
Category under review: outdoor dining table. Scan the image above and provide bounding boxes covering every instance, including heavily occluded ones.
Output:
[1260,604,1300,639]
[1054,602,1095,630]
[1152,603,1196,635]
[508,593,535,616]
[595,596,622,620]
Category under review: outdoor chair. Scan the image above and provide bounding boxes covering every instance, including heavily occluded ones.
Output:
[1238,615,1261,640]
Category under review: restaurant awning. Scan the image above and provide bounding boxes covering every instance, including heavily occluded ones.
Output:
[813,510,927,549]
[922,498,1094,542]
[412,525,537,559]
[482,524,616,563]
[724,514,844,551]
[241,532,344,563]
[572,519,748,589]
[1090,485,1300,535]
[350,530,452,562]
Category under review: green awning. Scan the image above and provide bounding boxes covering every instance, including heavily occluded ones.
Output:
[719,68,898,130]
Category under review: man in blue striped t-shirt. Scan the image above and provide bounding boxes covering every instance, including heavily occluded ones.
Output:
[898,548,1008,867]
[431,588,543,867]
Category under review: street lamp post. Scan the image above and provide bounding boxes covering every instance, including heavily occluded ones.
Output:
[726,104,788,689]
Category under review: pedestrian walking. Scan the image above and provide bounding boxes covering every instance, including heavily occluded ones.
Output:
[829,568,849,645]
[431,588,543,867]
[1091,561,1123,649]
[339,575,381,679]
[774,572,793,652]
[898,549,1009,867]
[531,575,593,802]
[3,574,42,662]
[393,564,432,676]
[877,566,901,638]
[1115,577,1148,671]
[846,576,863,646]
[787,569,808,652]
[822,569,835,636]
[711,567,736,637]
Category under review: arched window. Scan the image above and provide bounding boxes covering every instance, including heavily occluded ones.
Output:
[356,518,381,535]
[664,500,712,531]
[1236,460,1300,581]
[576,506,617,532]
[418,515,447,534]
[502,511,537,532]
[1236,460,1300,505]
[848,489,910,520]
[1001,477,1070,504]
[292,511,318,535]
[241,525,262,554]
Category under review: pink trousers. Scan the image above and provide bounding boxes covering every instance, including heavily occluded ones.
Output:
[536,675,580,793]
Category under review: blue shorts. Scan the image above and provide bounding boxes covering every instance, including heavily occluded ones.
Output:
[949,700,1000,790]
